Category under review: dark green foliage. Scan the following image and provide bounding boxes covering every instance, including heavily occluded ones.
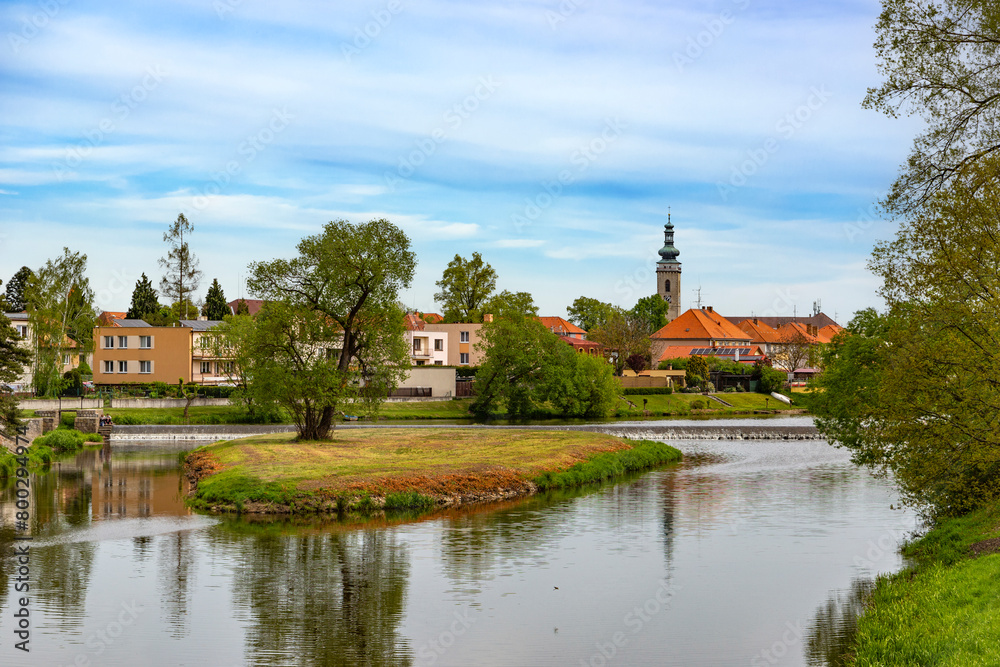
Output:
[686,355,708,388]
[690,399,706,410]
[435,252,497,323]
[126,273,160,319]
[482,289,537,319]
[62,369,83,396]
[533,439,682,491]
[0,311,31,437]
[202,278,228,320]
[658,357,688,370]
[4,266,33,312]
[566,296,614,332]
[629,294,669,333]
[34,428,100,453]
[622,387,673,395]
[751,359,785,394]
[59,411,76,428]
[234,298,250,315]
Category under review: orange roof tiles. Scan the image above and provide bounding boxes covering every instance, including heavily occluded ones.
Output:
[816,324,843,343]
[738,318,782,344]
[650,308,750,341]
[538,316,587,336]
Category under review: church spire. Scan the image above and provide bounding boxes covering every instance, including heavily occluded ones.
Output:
[657,208,680,264]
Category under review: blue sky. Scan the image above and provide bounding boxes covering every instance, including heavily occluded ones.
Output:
[0,0,918,323]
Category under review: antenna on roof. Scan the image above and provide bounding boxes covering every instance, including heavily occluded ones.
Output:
[693,285,703,309]
[813,299,821,316]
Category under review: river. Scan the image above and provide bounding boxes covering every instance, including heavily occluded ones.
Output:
[1,419,916,666]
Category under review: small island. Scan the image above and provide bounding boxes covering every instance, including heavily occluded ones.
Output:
[184,428,682,515]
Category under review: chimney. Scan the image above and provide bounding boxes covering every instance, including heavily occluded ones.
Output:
[707,306,713,313]
[753,317,758,325]
[483,313,494,323]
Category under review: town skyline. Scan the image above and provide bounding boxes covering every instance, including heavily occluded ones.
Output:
[1,1,918,322]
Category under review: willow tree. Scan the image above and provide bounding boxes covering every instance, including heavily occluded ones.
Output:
[244,219,414,440]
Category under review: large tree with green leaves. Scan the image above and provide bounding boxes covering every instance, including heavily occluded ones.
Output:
[482,290,537,319]
[25,249,95,397]
[0,312,32,438]
[864,0,1000,214]
[4,267,33,313]
[589,307,651,376]
[243,219,415,440]
[159,213,203,311]
[566,296,614,332]
[815,159,1000,517]
[434,252,497,322]
[472,313,618,419]
[630,294,670,333]
[126,272,160,319]
[202,278,229,320]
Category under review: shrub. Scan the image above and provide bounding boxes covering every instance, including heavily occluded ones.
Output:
[735,384,746,392]
[60,411,77,428]
[690,399,706,410]
[723,387,736,393]
[622,387,673,395]
[35,429,85,452]
[384,490,435,511]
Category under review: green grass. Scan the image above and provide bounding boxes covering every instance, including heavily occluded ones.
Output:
[614,391,799,417]
[0,442,55,480]
[105,405,284,425]
[850,503,1000,666]
[533,439,682,490]
[32,428,103,453]
[186,428,681,514]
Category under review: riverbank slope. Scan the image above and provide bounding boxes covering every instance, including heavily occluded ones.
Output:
[850,502,1000,666]
[185,428,682,514]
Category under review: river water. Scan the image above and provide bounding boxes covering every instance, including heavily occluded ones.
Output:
[1,421,916,666]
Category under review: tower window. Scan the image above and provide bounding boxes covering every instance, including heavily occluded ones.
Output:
[664,280,671,292]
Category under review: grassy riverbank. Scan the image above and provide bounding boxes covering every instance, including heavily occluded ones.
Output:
[850,503,1000,666]
[185,428,682,514]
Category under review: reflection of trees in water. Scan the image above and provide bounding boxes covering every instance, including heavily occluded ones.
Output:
[221,528,412,667]
[158,530,197,639]
[659,473,677,575]
[31,538,96,633]
[805,578,875,667]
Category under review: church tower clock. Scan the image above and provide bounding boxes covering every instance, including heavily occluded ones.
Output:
[656,211,682,322]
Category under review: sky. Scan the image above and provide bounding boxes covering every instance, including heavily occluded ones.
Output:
[0,0,920,324]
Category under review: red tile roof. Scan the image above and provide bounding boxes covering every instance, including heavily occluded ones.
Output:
[404,313,425,331]
[97,311,127,326]
[538,316,587,336]
[776,321,821,344]
[651,308,751,341]
[656,344,764,363]
[420,312,444,324]
[227,299,265,316]
[557,335,603,354]
[738,318,782,344]
[816,324,843,343]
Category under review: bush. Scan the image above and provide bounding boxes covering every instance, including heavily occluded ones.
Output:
[735,384,746,392]
[723,387,736,393]
[705,382,716,393]
[35,429,85,452]
[622,387,673,395]
[60,411,77,428]
[690,399,706,410]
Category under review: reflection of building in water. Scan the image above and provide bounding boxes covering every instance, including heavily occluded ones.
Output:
[92,455,191,519]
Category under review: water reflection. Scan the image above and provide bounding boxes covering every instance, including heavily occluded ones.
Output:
[805,578,875,666]
[213,527,413,666]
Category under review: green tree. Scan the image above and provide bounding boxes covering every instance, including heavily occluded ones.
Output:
[864,0,1000,213]
[126,273,160,319]
[170,299,200,320]
[472,313,617,419]
[202,278,229,320]
[245,219,415,440]
[25,249,95,397]
[566,296,614,332]
[0,311,32,437]
[815,160,1000,516]
[589,308,651,376]
[434,252,497,322]
[686,355,709,389]
[4,266,33,312]
[159,213,203,312]
[482,290,537,319]
[629,294,669,333]
[234,298,250,316]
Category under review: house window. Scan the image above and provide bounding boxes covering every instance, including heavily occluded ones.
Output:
[460,331,469,343]
[416,360,426,366]
[201,361,212,374]
[63,354,70,365]
[139,360,151,374]
[460,353,469,364]
[434,360,443,366]
[139,335,152,349]
[413,339,422,351]
[434,339,443,351]
[103,336,114,349]
[103,360,113,374]
[118,361,128,373]
[16,325,27,338]
[117,336,128,349]
[220,361,234,374]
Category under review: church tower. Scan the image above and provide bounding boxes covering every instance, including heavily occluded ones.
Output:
[656,211,681,321]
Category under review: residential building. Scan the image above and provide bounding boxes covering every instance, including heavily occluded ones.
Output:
[737,318,782,357]
[649,306,752,364]
[421,321,485,366]
[92,318,229,386]
[3,311,85,391]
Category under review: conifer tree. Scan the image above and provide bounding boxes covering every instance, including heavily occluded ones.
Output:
[202,278,229,320]
[4,267,33,312]
[126,273,160,319]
